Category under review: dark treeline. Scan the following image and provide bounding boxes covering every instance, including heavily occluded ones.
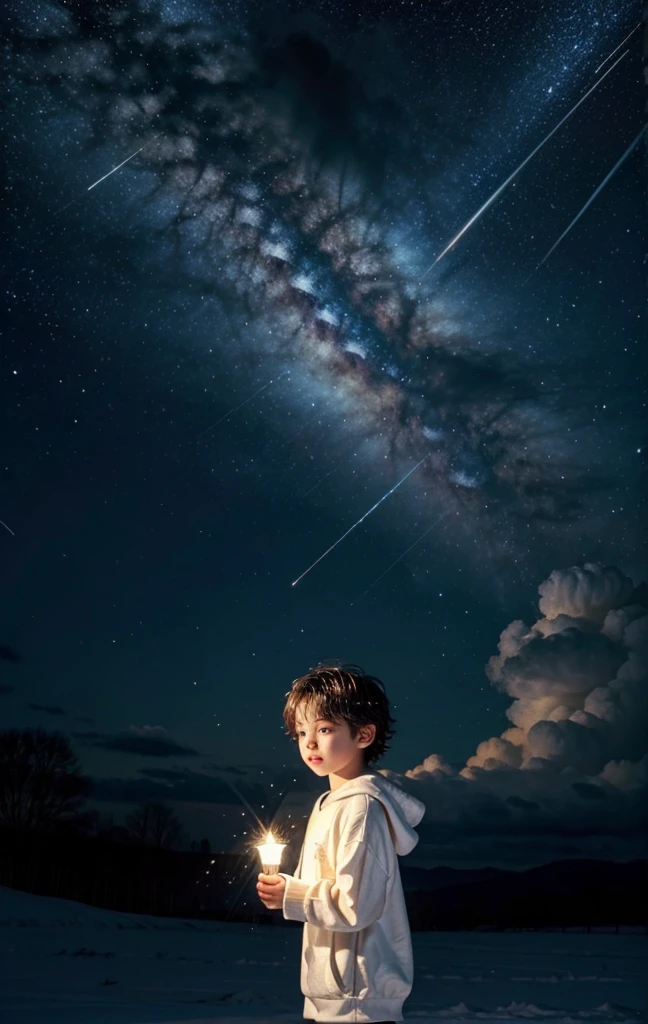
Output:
[0,825,261,922]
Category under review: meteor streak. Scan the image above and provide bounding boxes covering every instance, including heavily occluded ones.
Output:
[87,136,159,191]
[595,23,640,75]
[528,124,646,278]
[419,50,628,278]
[302,469,335,499]
[351,509,450,604]
[291,456,429,587]
[195,371,289,439]
[0,521,15,536]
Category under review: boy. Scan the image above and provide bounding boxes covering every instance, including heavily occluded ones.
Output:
[257,665,425,1024]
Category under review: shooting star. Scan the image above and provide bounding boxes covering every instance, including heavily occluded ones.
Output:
[595,23,640,75]
[350,509,451,604]
[291,456,429,587]
[0,521,15,536]
[419,50,628,278]
[302,469,335,499]
[87,136,159,191]
[527,124,646,279]
[195,371,290,440]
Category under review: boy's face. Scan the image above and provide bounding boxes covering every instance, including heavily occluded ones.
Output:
[294,700,375,785]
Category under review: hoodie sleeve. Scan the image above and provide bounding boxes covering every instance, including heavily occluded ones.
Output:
[280,796,391,932]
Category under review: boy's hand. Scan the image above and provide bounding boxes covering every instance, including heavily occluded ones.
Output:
[256,872,286,910]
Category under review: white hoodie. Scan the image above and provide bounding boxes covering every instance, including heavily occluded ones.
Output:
[280,772,425,1023]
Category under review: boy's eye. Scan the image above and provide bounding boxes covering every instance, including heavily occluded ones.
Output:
[319,727,331,734]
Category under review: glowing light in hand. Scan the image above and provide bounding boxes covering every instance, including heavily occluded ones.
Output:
[255,831,287,875]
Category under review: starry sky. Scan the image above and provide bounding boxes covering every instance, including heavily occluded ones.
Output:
[1,0,646,866]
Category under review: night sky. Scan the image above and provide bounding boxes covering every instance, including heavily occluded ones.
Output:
[1,0,646,868]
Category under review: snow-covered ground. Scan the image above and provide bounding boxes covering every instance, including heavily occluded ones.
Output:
[1,887,644,1024]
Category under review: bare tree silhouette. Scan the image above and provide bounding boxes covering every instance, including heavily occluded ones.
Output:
[125,802,186,850]
[0,728,91,830]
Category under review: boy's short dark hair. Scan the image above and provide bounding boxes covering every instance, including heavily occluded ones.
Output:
[283,664,396,767]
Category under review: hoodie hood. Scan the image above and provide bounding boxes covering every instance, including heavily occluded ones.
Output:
[322,772,425,856]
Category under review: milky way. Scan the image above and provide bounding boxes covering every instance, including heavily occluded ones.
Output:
[5,0,644,587]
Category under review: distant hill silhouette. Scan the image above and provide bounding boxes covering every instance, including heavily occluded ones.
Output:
[402,858,647,930]
[401,864,511,892]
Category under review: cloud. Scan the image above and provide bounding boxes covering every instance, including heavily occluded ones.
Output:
[28,702,66,716]
[0,644,21,662]
[0,685,15,696]
[90,775,180,805]
[537,565,636,622]
[74,725,199,757]
[396,564,648,864]
[90,764,292,808]
[478,565,647,772]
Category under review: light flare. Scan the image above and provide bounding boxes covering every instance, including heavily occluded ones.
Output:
[255,830,287,875]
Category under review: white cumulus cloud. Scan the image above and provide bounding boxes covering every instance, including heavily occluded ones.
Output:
[392,564,647,865]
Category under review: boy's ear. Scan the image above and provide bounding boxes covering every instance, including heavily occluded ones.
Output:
[357,723,377,748]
